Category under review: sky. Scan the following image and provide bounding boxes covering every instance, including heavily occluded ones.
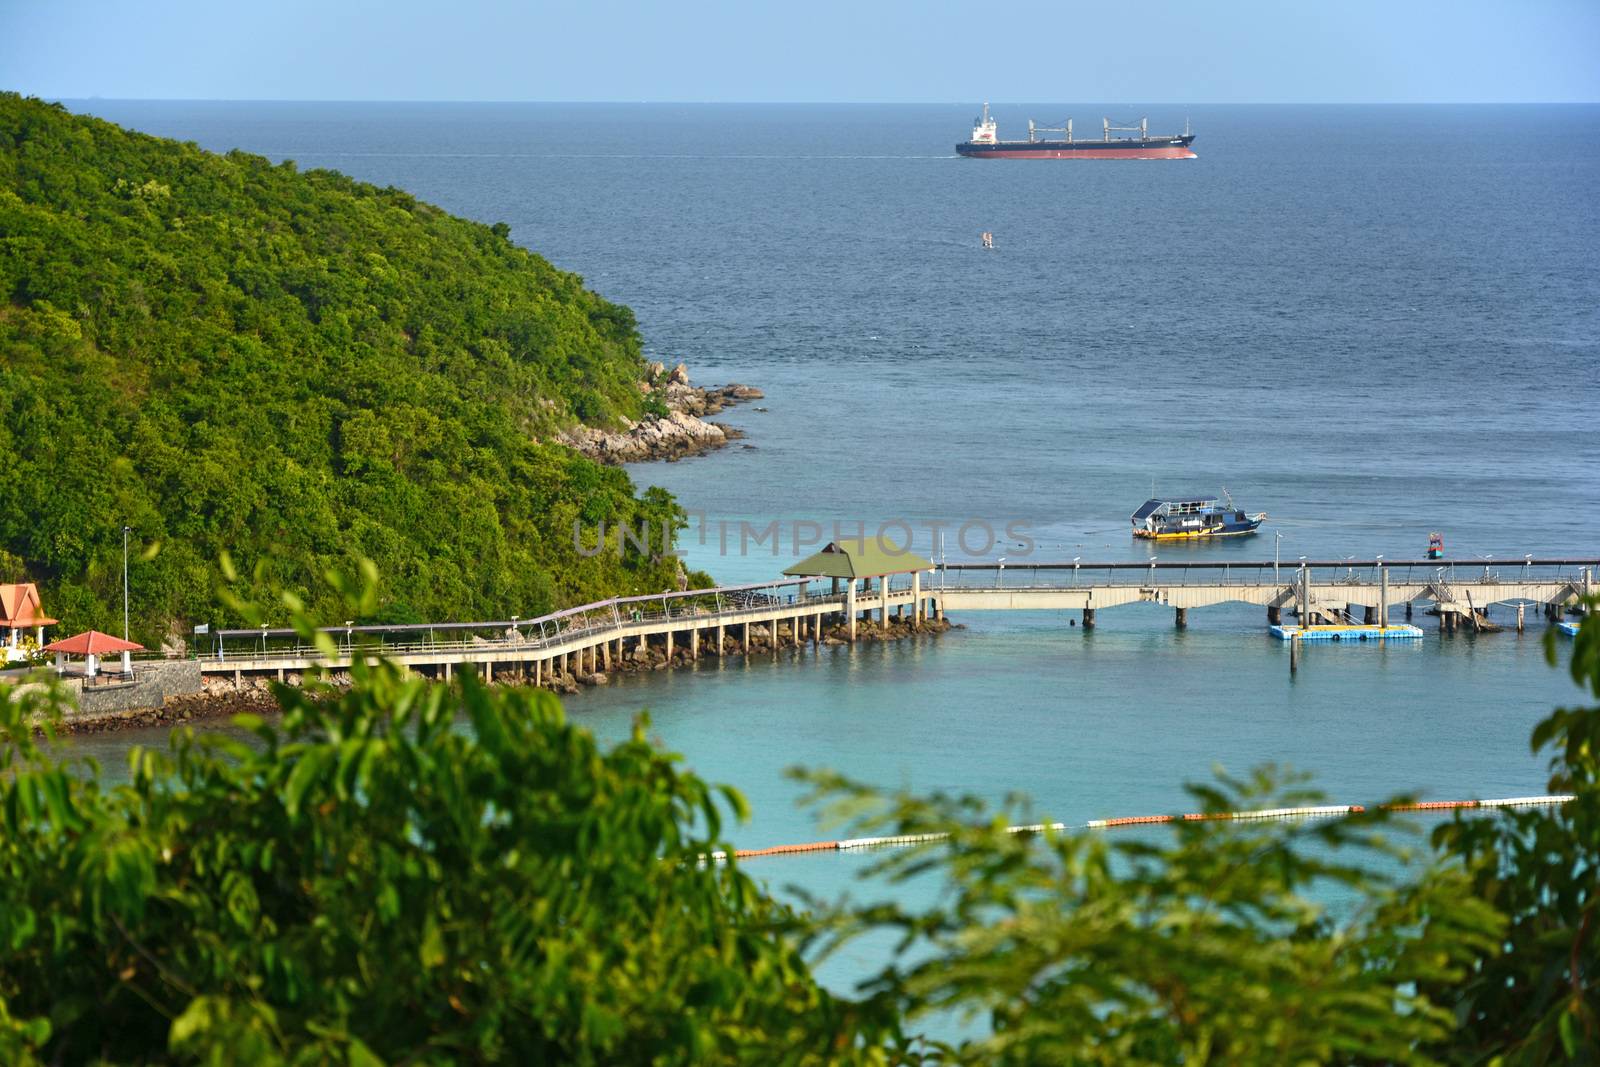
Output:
[2,0,1598,103]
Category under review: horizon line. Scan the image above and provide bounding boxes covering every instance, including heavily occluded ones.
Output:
[38,95,1600,107]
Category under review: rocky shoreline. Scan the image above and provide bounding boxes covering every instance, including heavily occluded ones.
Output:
[559,361,763,464]
[52,616,953,732]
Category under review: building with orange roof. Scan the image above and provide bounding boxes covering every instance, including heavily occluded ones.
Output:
[1,582,58,663]
[43,630,145,678]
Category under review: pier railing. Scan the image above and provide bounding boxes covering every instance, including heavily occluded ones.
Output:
[179,557,1595,666]
[192,577,847,665]
[929,558,1598,591]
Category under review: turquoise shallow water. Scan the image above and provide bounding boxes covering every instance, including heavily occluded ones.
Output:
[58,102,1600,981]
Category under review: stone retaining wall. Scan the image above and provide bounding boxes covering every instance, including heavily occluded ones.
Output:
[69,660,203,717]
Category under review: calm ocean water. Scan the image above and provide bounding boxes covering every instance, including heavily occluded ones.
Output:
[66,103,1600,957]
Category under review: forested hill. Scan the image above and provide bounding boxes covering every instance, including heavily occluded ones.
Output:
[0,94,684,642]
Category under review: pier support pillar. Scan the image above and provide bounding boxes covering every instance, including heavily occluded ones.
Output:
[691,627,699,658]
[813,613,822,646]
[847,580,858,643]
[485,661,493,683]
[602,642,612,670]
[1267,605,1281,626]
[534,659,542,686]
[912,571,923,624]
[1175,607,1188,629]
[1082,608,1096,630]
[666,631,674,661]
[1517,603,1525,632]
[1406,601,1413,620]
[1363,606,1377,625]
[792,616,800,645]
[717,624,726,656]
[880,579,889,627]
[933,595,943,622]
[444,661,452,681]
[1379,566,1389,628]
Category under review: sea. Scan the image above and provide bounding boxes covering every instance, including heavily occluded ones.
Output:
[64,100,1600,993]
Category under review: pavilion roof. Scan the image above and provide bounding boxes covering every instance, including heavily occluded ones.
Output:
[42,630,145,656]
[0,583,58,628]
[783,540,934,580]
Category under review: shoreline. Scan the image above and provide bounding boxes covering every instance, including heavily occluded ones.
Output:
[559,361,763,464]
[52,615,956,735]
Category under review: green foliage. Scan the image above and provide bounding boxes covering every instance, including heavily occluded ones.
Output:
[798,768,1502,1065]
[1426,604,1600,1064]
[0,591,904,1064]
[0,94,682,641]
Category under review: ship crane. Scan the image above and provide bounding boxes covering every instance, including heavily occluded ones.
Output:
[1103,117,1149,141]
[1027,118,1073,143]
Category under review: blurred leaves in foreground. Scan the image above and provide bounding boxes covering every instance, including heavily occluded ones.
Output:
[0,579,1596,1063]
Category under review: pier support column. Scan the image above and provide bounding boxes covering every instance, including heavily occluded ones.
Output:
[792,616,800,645]
[1267,605,1281,626]
[666,631,674,661]
[846,580,858,643]
[602,641,612,670]
[742,622,751,654]
[444,661,452,681]
[880,579,889,627]
[1406,601,1413,620]
[485,661,493,683]
[1082,608,1096,630]
[1175,607,1188,629]
[813,613,822,646]
[912,571,923,624]
[534,659,541,686]
[933,594,943,622]
[1363,606,1377,625]
[1517,603,1525,632]
[691,627,699,658]
[717,624,726,656]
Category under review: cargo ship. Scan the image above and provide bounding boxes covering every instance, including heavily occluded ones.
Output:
[1131,493,1265,540]
[956,103,1196,159]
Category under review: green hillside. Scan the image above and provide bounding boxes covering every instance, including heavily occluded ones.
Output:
[0,94,682,642]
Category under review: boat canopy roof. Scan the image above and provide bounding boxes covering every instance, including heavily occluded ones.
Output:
[1131,500,1165,521]
[1132,497,1220,522]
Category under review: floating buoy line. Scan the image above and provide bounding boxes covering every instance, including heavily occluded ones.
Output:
[710,795,1573,864]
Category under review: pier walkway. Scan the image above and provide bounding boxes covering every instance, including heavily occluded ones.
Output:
[188,557,1594,683]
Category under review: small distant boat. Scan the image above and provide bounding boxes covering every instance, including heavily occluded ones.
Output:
[1427,532,1445,560]
[1131,491,1265,540]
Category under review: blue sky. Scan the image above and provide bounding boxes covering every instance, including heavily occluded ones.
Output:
[3,0,1597,103]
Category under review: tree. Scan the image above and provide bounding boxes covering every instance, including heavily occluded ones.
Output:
[1426,607,1600,1063]
[0,580,904,1064]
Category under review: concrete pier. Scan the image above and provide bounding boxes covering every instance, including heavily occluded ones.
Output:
[190,558,1595,686]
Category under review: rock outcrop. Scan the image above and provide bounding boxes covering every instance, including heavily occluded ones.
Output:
[560,363,763,464]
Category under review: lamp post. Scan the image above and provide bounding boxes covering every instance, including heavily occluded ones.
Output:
[996,557,1007,588]
[121,525,131,640]
[1274,531,1282,583]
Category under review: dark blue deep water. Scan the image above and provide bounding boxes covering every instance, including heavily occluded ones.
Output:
[66,103,1600,962]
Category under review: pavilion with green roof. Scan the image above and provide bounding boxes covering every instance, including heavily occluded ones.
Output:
[784,540,935,640]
